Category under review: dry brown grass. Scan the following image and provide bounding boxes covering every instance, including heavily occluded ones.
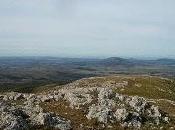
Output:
[40,100,124,130]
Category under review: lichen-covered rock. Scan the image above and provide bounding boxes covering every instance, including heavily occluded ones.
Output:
[34,112,71,130]
[2,92,25,101]
[14,93,25,100]
[122,112,142,129]
[0,99,72,130]
[126,96,147,113]
[64,91,93,109]
[86,104,112,123]
[0,101,29,130]
[85,87,170,129]
[98,88,114,100]
[86,88,117,124]
[39,95,53,102]
[0,113,29,130]
[114,108,128,122]
[53,92,64,101]
[145,105,162,125]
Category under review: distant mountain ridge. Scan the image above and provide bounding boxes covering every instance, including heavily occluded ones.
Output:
[0,56,175,93]
[95,57,175,66]
[0,57,175,66]
[98,57,133,66]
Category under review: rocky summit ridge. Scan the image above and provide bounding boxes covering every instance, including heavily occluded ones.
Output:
[0,76,174,130]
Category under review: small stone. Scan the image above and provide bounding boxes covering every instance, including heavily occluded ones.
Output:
[115,108,128,121]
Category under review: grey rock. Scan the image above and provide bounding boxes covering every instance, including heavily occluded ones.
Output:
[0,101,29,130]
[114,108,128,122]
[33,112,71,130]
[126,96,147,113]
[122,112,142,129]
[14,93,25,100]
[86,104,112,124]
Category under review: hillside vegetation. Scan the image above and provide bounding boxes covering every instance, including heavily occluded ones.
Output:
[0,75,175,130]
[1,57,175,93]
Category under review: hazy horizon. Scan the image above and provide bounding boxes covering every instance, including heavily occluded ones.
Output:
[0,0,175,58]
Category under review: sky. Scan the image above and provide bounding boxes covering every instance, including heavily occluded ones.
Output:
[0,0,175,58]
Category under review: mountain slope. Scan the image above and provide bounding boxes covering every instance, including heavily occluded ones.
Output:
[0,75,175,130]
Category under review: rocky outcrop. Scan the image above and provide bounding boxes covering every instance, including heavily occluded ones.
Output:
[0,99,72,130]
[32,112,71,130]
[64,92,93,109]
[0,101,29,130]
[0,78,172,130]
[85,88,169,129]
